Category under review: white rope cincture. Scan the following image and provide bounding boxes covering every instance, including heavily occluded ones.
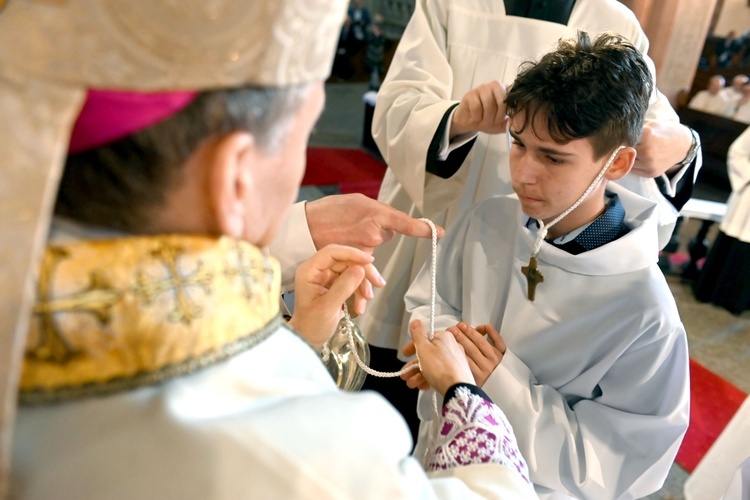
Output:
[339,217,438,378]
[530,145,624,258]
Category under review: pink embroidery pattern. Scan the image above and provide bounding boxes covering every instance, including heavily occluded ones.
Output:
[427,386,530,483]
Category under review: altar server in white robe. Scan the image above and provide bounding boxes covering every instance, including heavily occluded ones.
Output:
[0,1,535,498]
[358,0,700,437]
[404,32,690,499]
[694,125,750,315]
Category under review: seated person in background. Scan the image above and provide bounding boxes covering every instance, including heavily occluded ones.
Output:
[694,124,750,316]
[5,1,534,497]
[403,31,690,499]
[729,82,750,123]
[689,74,733,116]
[722,74,749,102]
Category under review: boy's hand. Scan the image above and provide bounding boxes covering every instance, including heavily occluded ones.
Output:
[288,245,384,350]
[451,322,506,387]
[400,320,475,396]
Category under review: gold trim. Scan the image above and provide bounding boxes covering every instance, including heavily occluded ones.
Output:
[20,315,283,405]
[20,235,281,403]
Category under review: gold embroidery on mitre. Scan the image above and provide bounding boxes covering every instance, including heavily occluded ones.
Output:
[20,235,280,404]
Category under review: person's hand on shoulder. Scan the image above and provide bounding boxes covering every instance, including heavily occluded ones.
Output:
[288,244,384,350]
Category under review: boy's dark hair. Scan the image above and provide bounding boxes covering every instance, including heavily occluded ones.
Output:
[504,31,653,160]
[55,84,309,233]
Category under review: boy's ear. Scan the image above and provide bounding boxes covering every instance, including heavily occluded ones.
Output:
[208,131,256,239]
[604,147,637,181]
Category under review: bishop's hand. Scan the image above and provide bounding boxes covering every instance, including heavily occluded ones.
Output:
[305,194,444,255]
[399,320,475,396]
[288,245,384,350]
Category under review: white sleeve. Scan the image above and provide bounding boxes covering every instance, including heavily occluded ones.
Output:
[721,457,750,500]
[436,107,480,161]
[268,201,317,290]
[371,0,458,213]
[727,126,750,193]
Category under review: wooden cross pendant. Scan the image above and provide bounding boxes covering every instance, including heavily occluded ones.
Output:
[521,256,544,301]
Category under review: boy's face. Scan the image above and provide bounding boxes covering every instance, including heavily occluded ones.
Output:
[508,112,610,239]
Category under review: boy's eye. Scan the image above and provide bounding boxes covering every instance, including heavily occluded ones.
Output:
[511,139,524,147]
[546,155,563,165]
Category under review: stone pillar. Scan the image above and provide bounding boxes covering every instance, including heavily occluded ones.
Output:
[622,0,719,106]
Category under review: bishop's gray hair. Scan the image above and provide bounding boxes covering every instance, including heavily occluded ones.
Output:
[55,84,311,232]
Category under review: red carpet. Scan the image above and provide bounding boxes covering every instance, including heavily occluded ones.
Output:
[676,359,748,472]
[303,147,386,199]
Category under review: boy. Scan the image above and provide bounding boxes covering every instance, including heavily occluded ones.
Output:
[404,32,690,499]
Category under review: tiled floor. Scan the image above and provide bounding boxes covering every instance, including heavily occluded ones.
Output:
[309,82,750,499]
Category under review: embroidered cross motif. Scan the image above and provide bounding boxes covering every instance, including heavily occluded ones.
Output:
[224,243,258,300]
[135,242,213,324]
[521,256,544,301]
[31,247,122,363]
[261,253,275,292]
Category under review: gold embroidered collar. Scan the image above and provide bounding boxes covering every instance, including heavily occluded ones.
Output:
[20,235,281,405]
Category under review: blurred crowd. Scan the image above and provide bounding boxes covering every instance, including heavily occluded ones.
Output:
[688,73,750,123]
[701,30,750,70]
[333,0,386,90]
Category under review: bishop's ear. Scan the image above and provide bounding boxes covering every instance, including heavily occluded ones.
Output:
[208,131,256,239]
[604,147,637,181]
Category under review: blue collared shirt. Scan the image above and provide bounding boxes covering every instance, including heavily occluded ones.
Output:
[526,192,629,255]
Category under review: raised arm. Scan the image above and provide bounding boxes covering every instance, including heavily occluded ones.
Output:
[371,0,458,213]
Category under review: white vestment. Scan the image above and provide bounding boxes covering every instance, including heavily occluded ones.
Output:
[688,90,733,116]
[269,201,317,289]
[732,101,750,124]
[360,0,689,353]
[406,185,690,499]
[10,225,536,500]
[721,125,750,243]
[13,328,535,499]
[685,398,750,500]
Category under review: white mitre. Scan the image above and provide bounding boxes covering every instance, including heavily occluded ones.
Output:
[0,0,347,492]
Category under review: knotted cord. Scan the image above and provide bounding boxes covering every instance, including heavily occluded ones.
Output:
[335,217,438,378]
[530,145,624,258]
